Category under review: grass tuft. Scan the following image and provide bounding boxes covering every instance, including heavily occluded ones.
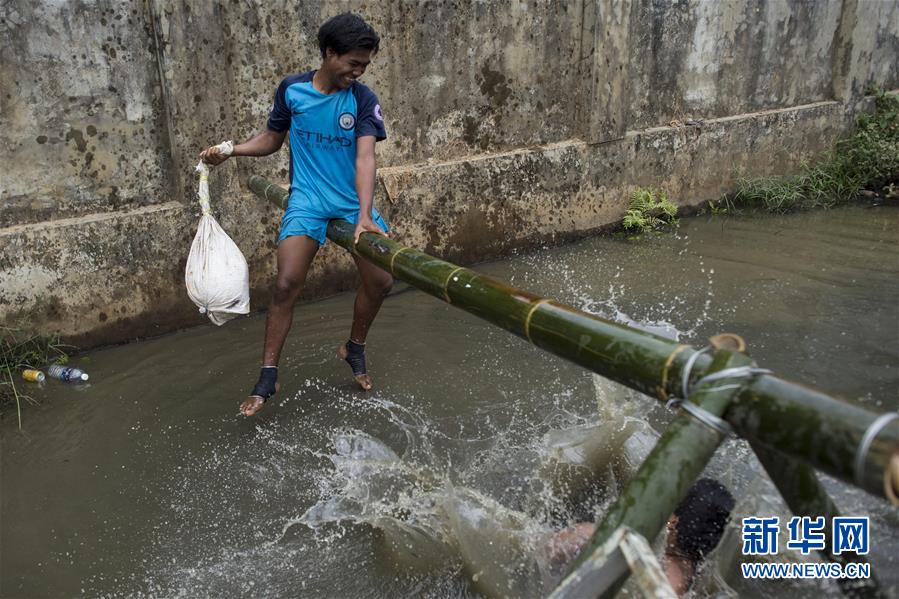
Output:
[1,324,72,427]
[730,90,898,213]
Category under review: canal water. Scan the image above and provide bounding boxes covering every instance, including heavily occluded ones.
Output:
[2,204,897,598]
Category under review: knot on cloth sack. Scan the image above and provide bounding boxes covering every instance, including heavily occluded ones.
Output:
[185,152,250,326]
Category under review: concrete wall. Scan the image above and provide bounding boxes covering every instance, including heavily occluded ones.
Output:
[1,0,897,348]
[1,1,173,225]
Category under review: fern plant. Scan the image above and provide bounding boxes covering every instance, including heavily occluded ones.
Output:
[622,188,679,234]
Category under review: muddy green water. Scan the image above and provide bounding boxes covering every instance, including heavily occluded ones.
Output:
[2,204,897,598]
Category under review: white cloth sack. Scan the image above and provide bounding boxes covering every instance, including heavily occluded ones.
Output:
[185,151,250,326]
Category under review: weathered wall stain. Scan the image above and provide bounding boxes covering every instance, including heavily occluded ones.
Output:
[0,0,897,348]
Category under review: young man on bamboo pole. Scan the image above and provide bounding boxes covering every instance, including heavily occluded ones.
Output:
[199,13,392,416]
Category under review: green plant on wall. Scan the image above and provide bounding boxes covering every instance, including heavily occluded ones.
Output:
[733,89,898,213]
[622,188,679,234]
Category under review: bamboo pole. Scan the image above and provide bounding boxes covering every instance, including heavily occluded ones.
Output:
[752,444,883,599]
[548,526,677,599]
[246,175,899,502]
[729,380,899,503]
[561,350,754,597]
[248,175,713,397]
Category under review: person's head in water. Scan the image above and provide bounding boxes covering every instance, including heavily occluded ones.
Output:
[317,13,380,90]
[665,478,735,595]
[547,477,734,593]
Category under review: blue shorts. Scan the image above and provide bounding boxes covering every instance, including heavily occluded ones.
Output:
[278,208,389,246]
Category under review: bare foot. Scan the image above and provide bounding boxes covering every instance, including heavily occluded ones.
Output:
[353,372,373,391]
[337,343,373,391]
[239,383,280,417]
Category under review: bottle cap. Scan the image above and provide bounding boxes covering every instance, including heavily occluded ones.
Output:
[80,373,89,381]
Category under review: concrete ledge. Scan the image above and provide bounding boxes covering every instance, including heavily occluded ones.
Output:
[0,100,855,348]
[378,100,848,264]
[0,198,363,348]
[0,202,194,346]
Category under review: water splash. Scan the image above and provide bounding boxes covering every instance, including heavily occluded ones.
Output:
[509,240,722,342]
[286,376,662,598]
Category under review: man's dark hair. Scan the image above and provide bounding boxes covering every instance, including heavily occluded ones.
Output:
[318,13,380,58]
[673,478,735,561]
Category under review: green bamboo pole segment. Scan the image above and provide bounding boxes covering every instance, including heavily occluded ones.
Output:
[249,176,291,210]
[728,380,899,502]
[248,174,711,398]
[752,444,883,599]
[247,174,899,502]
[562,350,754,598]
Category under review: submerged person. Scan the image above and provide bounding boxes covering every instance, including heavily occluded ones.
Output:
[546,477,735,597]
[302,415,658,597]
[324,422,732,597]
[200,13,393,415]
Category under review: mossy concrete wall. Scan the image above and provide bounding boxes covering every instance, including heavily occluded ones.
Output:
[1,0,897,348]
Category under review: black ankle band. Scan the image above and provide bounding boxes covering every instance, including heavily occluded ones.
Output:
[343,340,367,375]
[251,367,278,402]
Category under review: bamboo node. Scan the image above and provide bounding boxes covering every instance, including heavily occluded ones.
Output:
[658,344,690,402]
[389,247,412,276]
[442,266,466,303]
[524,299,551,343]
[709,333,747,354]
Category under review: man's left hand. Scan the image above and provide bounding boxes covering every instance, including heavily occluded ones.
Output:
[354,217,387,245]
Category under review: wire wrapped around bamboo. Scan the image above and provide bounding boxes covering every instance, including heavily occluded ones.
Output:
[729,379,899,502]
[247,174,899,502]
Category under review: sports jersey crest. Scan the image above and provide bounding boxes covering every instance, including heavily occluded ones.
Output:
[338,112,356,130]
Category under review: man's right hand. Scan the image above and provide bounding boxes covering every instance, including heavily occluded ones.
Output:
[199,145,230,166]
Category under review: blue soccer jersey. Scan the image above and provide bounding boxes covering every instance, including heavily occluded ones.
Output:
[267,71,388,244]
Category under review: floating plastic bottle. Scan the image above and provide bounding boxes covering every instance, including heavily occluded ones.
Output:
[22,369,45,383]
[47,364,89,382]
